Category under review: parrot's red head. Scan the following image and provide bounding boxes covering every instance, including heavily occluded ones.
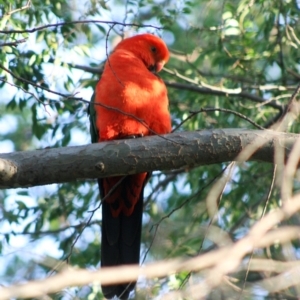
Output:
[114,33,169,73]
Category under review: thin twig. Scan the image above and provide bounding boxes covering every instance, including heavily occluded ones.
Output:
[104,24,125,88]
[0,78,42,103]
[3,0,31,16]
[143,166,228,264]
[239,165,277,299]
[65,177,126,262]
[165,81,283,112]
[273,82,300,131]
[0,64,180,145]
[2,194,300,299]
[172,107,266,132]
[0,220,101,236]
[0,63,81,100]
[0,38,27,47]
[0,20,161,34]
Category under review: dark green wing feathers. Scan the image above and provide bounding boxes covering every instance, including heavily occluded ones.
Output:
[88,92,98,144]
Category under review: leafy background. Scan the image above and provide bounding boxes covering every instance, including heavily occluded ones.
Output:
[1,0,300,299]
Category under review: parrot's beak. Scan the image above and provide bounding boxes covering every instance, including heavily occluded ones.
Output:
[156,60,166,72]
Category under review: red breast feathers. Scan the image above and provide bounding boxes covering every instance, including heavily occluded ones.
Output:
[95,34,171,141]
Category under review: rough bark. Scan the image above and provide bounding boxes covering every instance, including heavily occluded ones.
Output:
[0,129,298,189]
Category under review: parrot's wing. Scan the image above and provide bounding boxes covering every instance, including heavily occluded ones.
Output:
[89,91,140,299]
[88,92,99,144]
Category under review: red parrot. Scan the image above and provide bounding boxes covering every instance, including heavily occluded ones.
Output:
[89,34,171,299]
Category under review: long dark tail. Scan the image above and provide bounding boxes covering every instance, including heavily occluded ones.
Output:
[99,177,144,299]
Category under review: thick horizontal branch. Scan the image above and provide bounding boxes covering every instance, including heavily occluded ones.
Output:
[0,129,298,189]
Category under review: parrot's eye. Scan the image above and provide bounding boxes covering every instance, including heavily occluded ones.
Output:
[150,46,157,53]
[148,65,156,73]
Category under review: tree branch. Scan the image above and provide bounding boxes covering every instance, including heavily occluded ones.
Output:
[0,38,27,47]
[0,129,298,189]
[0,20,161,34]
[165,81,284,112]
[1,193,300,300]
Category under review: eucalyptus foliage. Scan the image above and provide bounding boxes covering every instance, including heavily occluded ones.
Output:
[1,0,300,299]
